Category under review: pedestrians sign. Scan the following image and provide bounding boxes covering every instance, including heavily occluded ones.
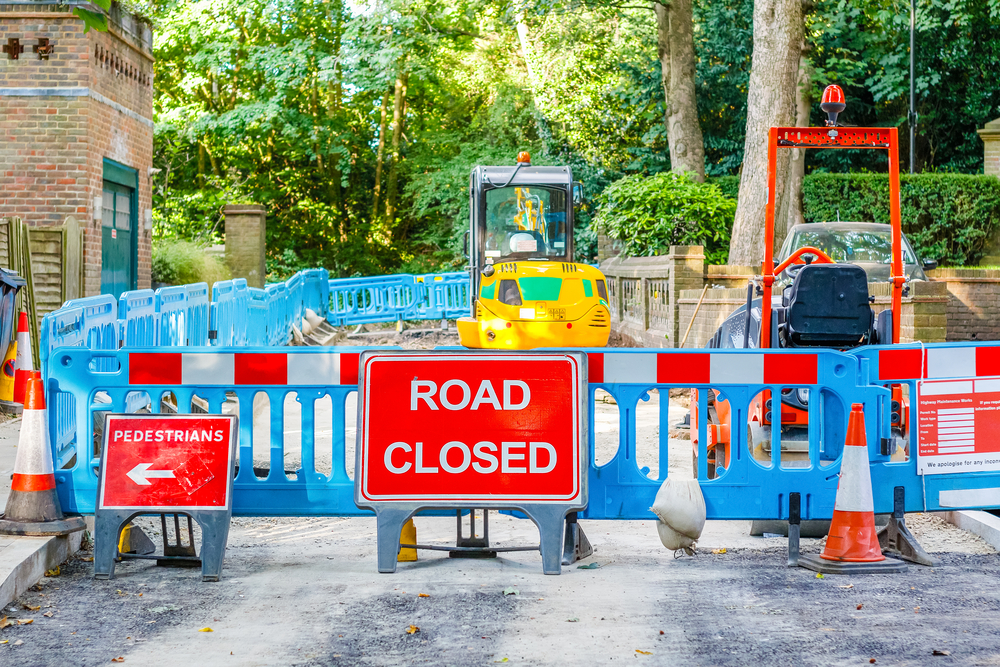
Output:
[917,378,1000,475]
[94,414,238,582]
[355,351,588,575]
[98,415,236,510]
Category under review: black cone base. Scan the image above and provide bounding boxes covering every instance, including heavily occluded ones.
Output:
[0,515,86,537]
[798,553,908,575]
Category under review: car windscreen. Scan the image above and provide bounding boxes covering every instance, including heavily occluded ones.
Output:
[483,186,568,261]
[786,229,916,265]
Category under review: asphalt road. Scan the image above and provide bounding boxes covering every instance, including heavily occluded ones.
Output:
[1,512,998,667]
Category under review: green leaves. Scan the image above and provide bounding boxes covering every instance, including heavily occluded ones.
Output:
[593,172,736,264]
[73,7,108,33]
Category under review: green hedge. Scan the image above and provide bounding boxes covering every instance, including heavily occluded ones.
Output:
[706,173,1000,266]
[801,174,1000,266]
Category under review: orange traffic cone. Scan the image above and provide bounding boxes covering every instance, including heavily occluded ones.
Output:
[797,403,906,574]
[0,376,85,536]
[0,337,18,414]
[12,311,32,406]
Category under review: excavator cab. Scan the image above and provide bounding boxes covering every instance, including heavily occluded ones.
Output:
[457,152,611,349]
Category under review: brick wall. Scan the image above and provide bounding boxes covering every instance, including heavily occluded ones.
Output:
[0,3,153,296]
[980,118,1000,178]
[928,268,1000,342]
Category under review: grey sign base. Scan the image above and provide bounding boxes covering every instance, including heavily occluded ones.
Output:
[93,509,232,582]
[375,504,574,575]
[797,553,908,575]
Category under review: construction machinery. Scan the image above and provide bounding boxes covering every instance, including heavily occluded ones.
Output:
[457,152,611,349]
[692,85,912,478]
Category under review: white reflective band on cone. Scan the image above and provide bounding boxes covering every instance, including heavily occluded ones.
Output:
[14,329,31,369]
[11,408,53,475]
[833,443,874,513]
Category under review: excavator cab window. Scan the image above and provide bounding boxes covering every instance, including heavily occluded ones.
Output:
[484,185,568,262]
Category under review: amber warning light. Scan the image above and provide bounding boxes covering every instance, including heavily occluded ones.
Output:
[516,151,531,164]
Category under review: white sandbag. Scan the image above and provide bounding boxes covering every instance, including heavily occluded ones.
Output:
[301,317,314,336]
[650,477,706,551]
[304,308,325,331]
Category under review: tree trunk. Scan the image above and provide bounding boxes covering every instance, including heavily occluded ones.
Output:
[775,50,812,250]
[727,0,803,266]
[371,87,392,221]
[654,0,705,181]
[384,70,409,226]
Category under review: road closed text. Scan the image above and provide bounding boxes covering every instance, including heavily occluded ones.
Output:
[384,441,556,474]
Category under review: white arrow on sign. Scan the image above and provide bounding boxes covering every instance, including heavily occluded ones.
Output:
[127,462,176,486]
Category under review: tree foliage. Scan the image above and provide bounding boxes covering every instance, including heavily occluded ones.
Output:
[147,0,1000,275]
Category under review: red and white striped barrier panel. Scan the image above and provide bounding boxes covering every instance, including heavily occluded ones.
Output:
[878,346,1000,381]
[128,352,360,386]
[586,351,818,385]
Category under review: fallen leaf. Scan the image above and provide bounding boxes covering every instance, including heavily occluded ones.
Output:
[138,593,143,597]
[0,616,15,629]
[44,566,60,577]
[816,573,825,579]
[932,650,950,656]
[711,548,727,555]
[857,604,863,610]
[406,625,419,635]
[198,627,213,633]
[838,585,854,589]
[819,628,836,632]
[577,562,600,570]
[42,612,53,618]
[418,593,430,598]
[659,630,664,635]
[636,649,653,655]
[22,604,40,611]
[567,618,579,623]
[80,557,93,562]
[869,659,876,664]
[502,587,519,596]
[112,658,125,663]
[13,640,23,646]
[18,619,33,625]
[0,640,7,644]
[495,659,508,663]
[914,607,920,613]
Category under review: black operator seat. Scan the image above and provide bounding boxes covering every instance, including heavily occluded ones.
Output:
[783,263,874,347]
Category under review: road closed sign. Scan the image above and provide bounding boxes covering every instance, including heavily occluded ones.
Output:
[98,414,238,511]
[356,352,587,505]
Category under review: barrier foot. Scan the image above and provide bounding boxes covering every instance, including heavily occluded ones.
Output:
[450,509,497,559]
[787,492,800,567]
[523,505,566,575]
[195,512,231,582]
[561,513,593,565]
[376,508,412,573]
[94,510,134,580]
[877,486,940,567]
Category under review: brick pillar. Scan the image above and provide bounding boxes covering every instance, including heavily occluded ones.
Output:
[979,117,1000,178]
[900,281,948,343]
[666,245,705,346]
[224,204,267,288]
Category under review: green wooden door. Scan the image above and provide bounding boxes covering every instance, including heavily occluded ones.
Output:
[100,181,134,298]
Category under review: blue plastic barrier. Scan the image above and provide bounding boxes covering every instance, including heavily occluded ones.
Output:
[854,341,1000,512]
[247,287,269,346]
[118,289,157,347]
[265,283,289,346]
[186,282,210,346]
[414,272,470,320]
[209,280,237,346]
[285,272,304,332]
[327,274,418,326]
[301,268,330,318]
[45,346,951,522]
[155,285,188,347]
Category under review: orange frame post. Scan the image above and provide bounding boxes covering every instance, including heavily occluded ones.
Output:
[759,126,904,348]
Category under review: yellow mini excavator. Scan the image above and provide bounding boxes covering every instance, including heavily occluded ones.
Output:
[457,152,611,349]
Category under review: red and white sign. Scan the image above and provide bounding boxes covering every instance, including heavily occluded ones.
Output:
[357,353,583,504]
[98,414,237,510]
[917,378,1000,475]
[586,351,818,385]
[128,352,359,386]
